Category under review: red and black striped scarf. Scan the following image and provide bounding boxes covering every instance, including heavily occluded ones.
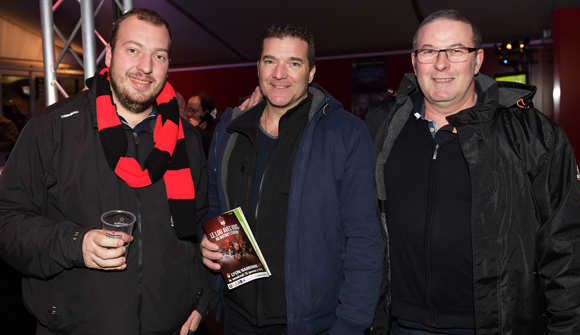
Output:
[95,67,196,240]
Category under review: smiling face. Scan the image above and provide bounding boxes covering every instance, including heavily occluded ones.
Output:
[105,16,170,114]
[258,37,316,113]
[412,19,484,114]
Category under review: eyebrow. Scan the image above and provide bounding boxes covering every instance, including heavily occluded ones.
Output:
[419,43,467,49]
[123,40,169,54]
[262,55,304,63]
[289,57,304,63]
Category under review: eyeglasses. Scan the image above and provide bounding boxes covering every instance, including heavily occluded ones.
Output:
[414,47,479,64]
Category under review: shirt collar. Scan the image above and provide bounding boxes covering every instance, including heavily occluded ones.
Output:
[117,105,158,132]
[414,82,483,136]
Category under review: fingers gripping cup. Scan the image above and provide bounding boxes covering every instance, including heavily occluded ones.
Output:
[101,210,136,258]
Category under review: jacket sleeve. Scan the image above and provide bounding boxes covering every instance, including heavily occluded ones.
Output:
[534,124,580,333]
[201,125,221,226]
[197,109,231,321]
[331,120,385,334]
[200,107,234,226]
[364,100,393,335]
[0,118,89,279]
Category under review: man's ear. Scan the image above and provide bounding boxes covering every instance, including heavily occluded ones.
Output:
[105,44,112,68]
[474,49,484,75]
[308,65,316,84]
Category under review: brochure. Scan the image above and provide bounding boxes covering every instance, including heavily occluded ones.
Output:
[202,207,271,289]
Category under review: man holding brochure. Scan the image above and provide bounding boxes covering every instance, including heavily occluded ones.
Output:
[200,23,384,334]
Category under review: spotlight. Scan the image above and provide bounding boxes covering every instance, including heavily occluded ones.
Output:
[506,42,513,50]
[520,37,530,51]
[498,58,518,67]
[500,42,508,52]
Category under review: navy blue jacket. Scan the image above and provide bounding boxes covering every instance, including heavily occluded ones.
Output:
[204,83,384,334]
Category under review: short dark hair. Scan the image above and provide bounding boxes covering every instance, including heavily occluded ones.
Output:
[109,8,172,57]
[260,23,315,71]
[189,91,216,113]
[413,9,482,50]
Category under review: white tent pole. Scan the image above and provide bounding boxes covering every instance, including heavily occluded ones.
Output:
[80,0,97,81]
[39,0,58,106]
[122,0,133,12]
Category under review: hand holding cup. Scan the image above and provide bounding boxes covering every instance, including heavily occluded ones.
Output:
[82,210,136,270]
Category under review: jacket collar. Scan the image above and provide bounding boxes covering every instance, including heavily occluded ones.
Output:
[307,82,347,123]
[449,74,537,127]
[394,73,537,127]
[226,82,342,133]
[85,73,100,129]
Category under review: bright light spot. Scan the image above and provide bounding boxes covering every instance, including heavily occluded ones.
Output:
[553,84,561,104]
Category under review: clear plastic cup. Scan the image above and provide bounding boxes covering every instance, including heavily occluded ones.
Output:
[101,210,136,257]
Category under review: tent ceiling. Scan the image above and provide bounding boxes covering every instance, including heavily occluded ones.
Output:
[0,0,577,67]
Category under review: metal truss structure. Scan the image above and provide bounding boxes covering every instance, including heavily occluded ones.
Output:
[39,0,133,106]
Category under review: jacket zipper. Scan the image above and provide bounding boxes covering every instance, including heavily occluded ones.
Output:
[133,131,144,333]
[254,169,267,219]
[425,143,439,327]
[137,191,143,333]
[432,144,439,160]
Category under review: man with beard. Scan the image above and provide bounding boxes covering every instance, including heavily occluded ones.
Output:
[0,8,216,335]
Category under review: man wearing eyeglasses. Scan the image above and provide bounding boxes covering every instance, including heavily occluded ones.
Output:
[366,9,580,335]
[183,91,217,157]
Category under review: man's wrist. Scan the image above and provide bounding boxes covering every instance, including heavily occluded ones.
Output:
[72,227,91,267]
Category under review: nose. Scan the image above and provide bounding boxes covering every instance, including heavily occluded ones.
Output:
[272,63,287,80]
[434,50,450,71]
[136,55,153,74]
